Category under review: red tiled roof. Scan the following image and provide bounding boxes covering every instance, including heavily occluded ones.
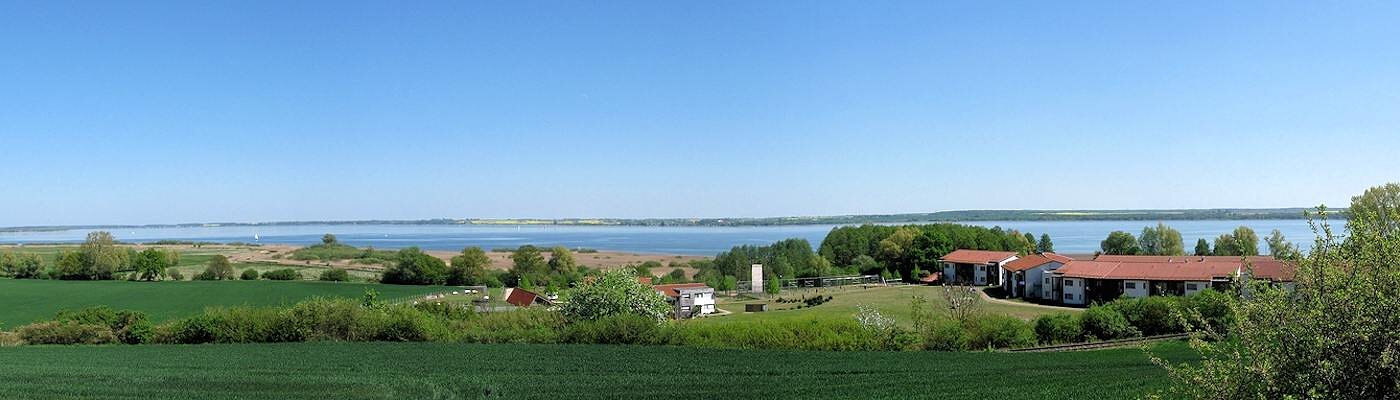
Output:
[1089,255,1296,282]
[505,288,542,308]
[919,273,942,283]
[940,249,1018,264]
[1055,260,1240,281]
[1002,253,1072,272]
[652,283,710,298]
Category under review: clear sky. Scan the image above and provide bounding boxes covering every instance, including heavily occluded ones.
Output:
[2,1,1398,226]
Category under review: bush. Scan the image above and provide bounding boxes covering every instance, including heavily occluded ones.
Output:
[1184,289,1233,333]
[963,314,1036,350]
[240,269,260,280]
[17,321,117,345]
[920,317,970,351]
[152,299,455,344]
[53,306,152,344]
[261,268,301,281]
[1080,306,1140,340]
[1033,313,1083,344]
[380,247,448,285]
[562,314,662,345]
[318,269,351,282]
[665,319,878,351]
[166,268,184,281]
[558,271,671,322]
[457,308,565,344]
[1107,296,1183,336]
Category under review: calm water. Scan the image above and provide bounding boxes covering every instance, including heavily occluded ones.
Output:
[0,220,1318,256]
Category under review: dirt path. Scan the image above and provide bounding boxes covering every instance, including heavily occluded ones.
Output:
[977,288,1083,311]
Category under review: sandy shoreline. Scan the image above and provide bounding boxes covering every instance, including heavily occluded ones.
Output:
[1,243,710,272]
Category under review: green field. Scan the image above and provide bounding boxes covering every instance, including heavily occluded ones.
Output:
[0,279,441,328]
[0,341,1196,399]
[705,285,1076,325]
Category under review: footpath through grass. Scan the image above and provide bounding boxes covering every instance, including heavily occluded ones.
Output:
[0,341,1196,399]
[0,279,439,328]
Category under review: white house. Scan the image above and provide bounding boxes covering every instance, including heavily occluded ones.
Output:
[939,249,1019,287]
[653,283,716,318]
[1000,252,1073,298]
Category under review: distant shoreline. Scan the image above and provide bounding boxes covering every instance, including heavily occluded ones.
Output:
[0,208,1329,233]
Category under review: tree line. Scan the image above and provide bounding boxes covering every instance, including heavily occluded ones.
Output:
[1098,222,1299,258]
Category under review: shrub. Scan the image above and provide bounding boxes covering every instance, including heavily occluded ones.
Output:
[562,314,662,345]
[318,268,351,282]
[558,271,671,322]
[921,317,970,351]
[17,321,117,345]
[458,308,565,344]
[1080,306,1140,340]
[1108,296,1183,336]
[963,314,1036,350]
[665,319,878,351]
[1033,313,1083,344]
[1184,289,1233,332]
[380,247,448,285]
[53,306,152,344]
[261,268,301,281]
[413,302,475,321]
[240,269,260,280]
[166,268,184,281]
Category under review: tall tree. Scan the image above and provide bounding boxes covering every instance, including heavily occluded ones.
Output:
[1265,229,1299,259]
[1100,231,1141,255]
[1037,234,1054,253]
[1194,238,1212,256]
[1233,226,1261,256]
[547,246,577,275]
[447,246,491,286]
[322,233,338,245]
[133,248,172,281]
[1139,223,1186,256]
[78,231,126,279]
[510,245,548,284]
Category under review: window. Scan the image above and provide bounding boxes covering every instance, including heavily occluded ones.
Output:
[1064,293,1073,300]
[1186,283,1198,290]
[1065,280,1074,287]
[680,306,690,311]
[682,294,690,299]
[1124,282,1136,289]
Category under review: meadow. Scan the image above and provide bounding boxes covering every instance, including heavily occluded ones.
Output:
[0,279,440,328]
[704,284,1076,326]
[0,341,1197,399]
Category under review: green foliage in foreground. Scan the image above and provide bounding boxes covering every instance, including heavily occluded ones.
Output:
[0,279,440,328]
[0,341,1196,400]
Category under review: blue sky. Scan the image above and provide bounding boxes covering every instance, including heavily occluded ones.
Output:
[2,1,1398,226]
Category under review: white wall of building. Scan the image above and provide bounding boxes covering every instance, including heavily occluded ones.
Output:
[1122,280,1149,298]
[1024,262,1064,299]
[943,262,955,283]
[1062,277,1085,305]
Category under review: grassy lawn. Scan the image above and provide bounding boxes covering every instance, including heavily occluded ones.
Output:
[703,285,1077,325]
[0,341,1196,399]
[0,279,441,328]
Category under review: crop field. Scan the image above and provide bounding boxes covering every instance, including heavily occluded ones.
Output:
[0,341,1197,399]
[705,285,1076,326]
[0,279,441,328]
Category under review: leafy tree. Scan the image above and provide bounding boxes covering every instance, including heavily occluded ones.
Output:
[851,254,882,275]
[664,268,687,283]
[447,246,491,286]
[1154,184,1400,399]
[205,255,235,280]
[1213,226,1260,256]
[547,246,576,275]
[509,245,548,284]
[240,269,260,280]
[719,275,738,291]
[1138,223,1185,256]
[1037,234,1054,253]
[1100,231,1141,255]
[878,227,918,270]
[261,268,300,280]
[557,271,671,322]
[1265,229,1299,259]
[1023,232,1036,249]
[53,250,87,280]
[2,252,44,279]
[1193,238,1211,256]
[633,261,660,280]
[76,231,126,280]
[380,247,448,285]
[764,274,780,295]
[133,249,172,281]
[321,233,338,245]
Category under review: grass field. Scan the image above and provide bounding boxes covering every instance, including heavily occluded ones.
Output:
[0,341,1197,399]
[704,285,1077,325]
[0,279,441,328]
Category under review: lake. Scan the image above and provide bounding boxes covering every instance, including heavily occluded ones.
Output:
[0,219,1321,256]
